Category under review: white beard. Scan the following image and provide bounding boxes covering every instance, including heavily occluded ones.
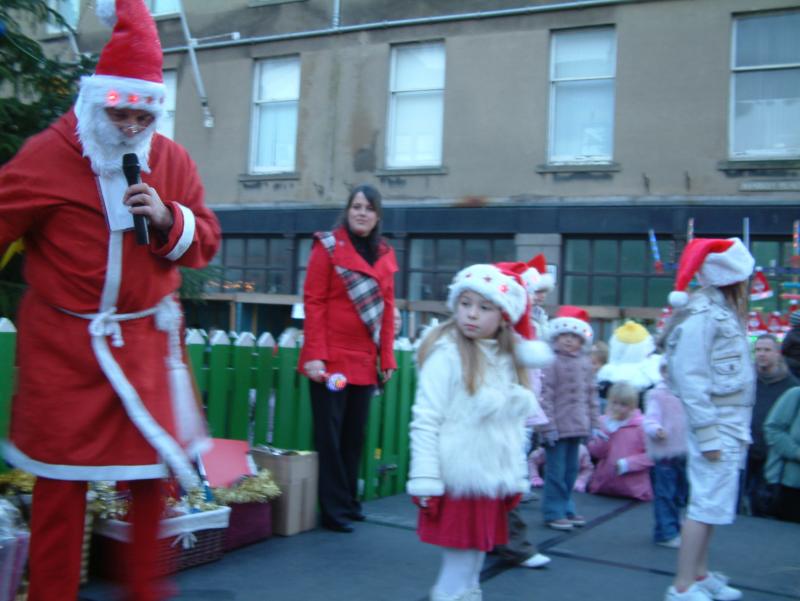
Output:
[75,95,155,177]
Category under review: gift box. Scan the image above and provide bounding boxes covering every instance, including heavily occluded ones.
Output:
[250,449,318,536]
[224,502,272,551]
[0,530,29,601]
[91,506,230,581]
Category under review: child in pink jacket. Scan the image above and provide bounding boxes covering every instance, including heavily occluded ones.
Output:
[588,382,654,501]
[643,362,688,547]
[528,444,594,492]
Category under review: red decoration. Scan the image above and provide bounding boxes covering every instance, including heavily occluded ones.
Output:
[106,90,120,105]
[747,311,767,335]
[749,269,773,301]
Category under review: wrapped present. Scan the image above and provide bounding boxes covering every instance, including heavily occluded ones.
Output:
[0,500,29,601]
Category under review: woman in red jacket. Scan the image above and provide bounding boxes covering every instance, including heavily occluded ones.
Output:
[299,184,397,532]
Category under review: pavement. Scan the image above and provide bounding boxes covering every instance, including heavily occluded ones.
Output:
[83,491,800,601]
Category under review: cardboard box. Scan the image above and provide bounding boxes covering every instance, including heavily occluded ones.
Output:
[250,449,318,536]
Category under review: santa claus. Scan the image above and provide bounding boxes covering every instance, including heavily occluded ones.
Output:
[0,1,220,599]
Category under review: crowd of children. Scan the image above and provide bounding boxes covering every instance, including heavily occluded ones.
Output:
[406,236,766,601]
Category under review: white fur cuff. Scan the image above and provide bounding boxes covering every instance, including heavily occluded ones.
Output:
[406,477,445,497]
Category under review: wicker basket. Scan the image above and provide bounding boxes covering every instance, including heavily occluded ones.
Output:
[91,507,230,581]
[224,502,272,551]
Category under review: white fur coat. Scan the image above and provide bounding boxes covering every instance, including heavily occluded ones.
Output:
[406,332,536,498]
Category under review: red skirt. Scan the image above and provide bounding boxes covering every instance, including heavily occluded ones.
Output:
[416,494,509,552]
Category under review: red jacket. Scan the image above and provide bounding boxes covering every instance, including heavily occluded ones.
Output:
[298,227,397,385]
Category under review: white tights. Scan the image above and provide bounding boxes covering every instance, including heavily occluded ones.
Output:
[432,547,485,598]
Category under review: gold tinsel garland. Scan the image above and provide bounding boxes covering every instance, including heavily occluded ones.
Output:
[212,469,281,506]
[0,469,35,494]
[88,482,221,520]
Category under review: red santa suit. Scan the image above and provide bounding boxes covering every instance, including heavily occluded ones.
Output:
[0,109,220,482]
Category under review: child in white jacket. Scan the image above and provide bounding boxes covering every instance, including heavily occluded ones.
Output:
[407,263,550,601]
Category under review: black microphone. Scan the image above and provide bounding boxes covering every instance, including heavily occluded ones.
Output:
[122,153,149,245]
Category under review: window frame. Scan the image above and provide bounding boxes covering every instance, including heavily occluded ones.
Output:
[405,236,515,302]
[547,26,617,165]
[249,55,302,175]
[144,0,181,17]
[385,41,446,170]
[156,70,178,140]
[44,0,80,35]
[561,237,677,309]
[729,10,800,160]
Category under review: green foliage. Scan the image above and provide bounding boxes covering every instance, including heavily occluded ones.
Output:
[0,0,96,165]
[0,1,95,317]
[179,265,224,301]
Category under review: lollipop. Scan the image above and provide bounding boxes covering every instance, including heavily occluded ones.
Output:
[324,372,347,391]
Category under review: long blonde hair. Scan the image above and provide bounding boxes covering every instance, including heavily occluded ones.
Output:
[417,318,529,395]
[720,280,749,324]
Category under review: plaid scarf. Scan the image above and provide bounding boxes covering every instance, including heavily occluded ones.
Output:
[316,231,383,348]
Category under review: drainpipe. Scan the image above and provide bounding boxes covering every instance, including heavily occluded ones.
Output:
[176,0,214,128]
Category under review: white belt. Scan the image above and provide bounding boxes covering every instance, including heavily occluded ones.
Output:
[58,296,201,491]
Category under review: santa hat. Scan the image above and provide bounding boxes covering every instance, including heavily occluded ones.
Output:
[520,254,555,293]
[549,306,593,344]
[668,238,755,308]
[447,264,553,367]
[77,0,166,117]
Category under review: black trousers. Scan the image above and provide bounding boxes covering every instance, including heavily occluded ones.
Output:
[309,380,374,526]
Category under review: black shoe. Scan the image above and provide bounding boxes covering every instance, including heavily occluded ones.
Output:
[347,511,366,522]
[322,519,354,533]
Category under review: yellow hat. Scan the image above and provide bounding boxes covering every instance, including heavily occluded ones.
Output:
[614,321,649,345]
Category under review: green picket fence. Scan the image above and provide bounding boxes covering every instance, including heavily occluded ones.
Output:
[0,320,416,499]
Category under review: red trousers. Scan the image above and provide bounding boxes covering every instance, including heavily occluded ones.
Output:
[28,478,169,601]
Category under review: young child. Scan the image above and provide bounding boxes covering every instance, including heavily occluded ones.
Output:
[406,263,550,601]
[538,306,600,530]
[660,237,754,601]
[528,444,594,492]
[587,381,654,502]
[643,361,688,548]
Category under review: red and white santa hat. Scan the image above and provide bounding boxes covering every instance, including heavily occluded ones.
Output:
[78,0,166,117]
[520,254,555,293]
[549,306,593,344]
[447,263,553,367]
[668,238,755,307]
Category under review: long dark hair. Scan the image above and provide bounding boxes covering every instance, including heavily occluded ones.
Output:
[337,184,384,259]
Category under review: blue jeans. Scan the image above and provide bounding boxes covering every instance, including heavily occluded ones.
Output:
[651,456,688,542]
[543,437,580,522]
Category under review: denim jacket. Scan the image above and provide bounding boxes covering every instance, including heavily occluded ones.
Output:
[663,287,754,452]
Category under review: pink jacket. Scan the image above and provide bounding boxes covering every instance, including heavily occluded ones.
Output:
[643,383,688,460]
[529,444,594,492]
[587,411,654,501]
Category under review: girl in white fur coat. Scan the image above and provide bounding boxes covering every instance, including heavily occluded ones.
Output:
[407,263,549,601]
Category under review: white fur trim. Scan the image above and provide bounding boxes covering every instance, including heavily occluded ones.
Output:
[447,264,527,323]
[2,442,168,481]
[669,290,689,307]
[165,204,196,261]
[79,74,166,117]
[95,0,117,27]
[406,477,445,497]
[515,339,554,368]
[535,273,555,292]
[697,238,755,288]
[548,316,593,343]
